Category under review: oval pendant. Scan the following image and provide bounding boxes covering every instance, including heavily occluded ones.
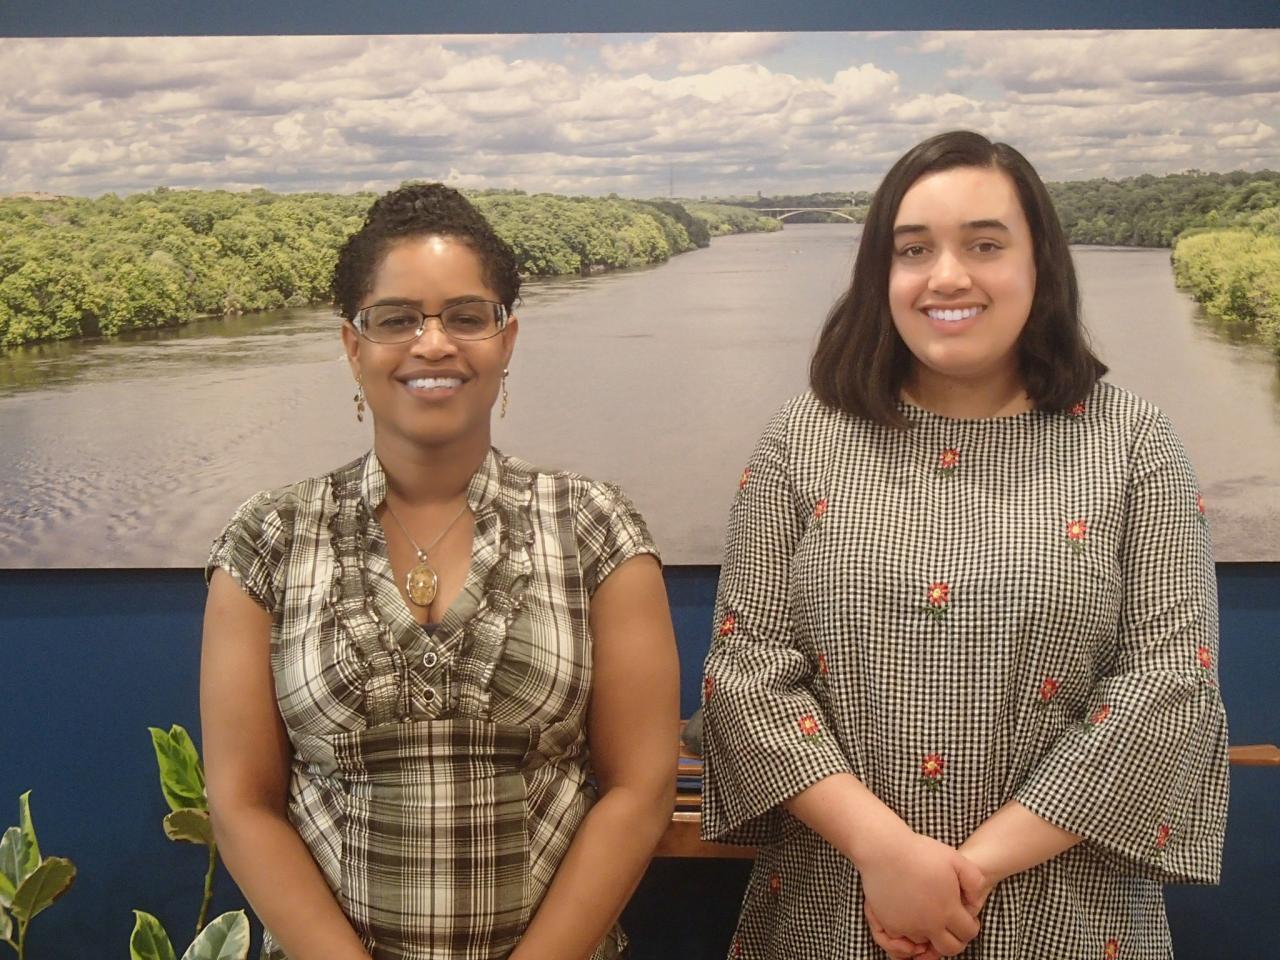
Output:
[405,561,438,607]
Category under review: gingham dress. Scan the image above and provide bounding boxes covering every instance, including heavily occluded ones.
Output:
[700,383,1229,960]
[207,449,658,960]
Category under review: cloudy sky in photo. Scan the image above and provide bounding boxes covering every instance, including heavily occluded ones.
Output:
[0,30,1275,199]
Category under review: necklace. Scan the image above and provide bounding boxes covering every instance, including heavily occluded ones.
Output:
[382,497,470,608]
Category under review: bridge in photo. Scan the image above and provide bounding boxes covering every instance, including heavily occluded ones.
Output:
[756,206,860,223]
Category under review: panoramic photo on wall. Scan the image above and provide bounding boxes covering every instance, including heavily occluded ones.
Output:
[0,30,1276,565]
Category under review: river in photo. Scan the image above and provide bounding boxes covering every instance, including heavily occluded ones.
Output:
[1,223,1277,566]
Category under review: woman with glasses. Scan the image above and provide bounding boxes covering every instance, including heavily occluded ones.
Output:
[201,183,679,960]
[699,131,1227,959]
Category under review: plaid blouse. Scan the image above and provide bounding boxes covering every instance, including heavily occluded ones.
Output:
[700,383,1228,960]
[207,449,658,960]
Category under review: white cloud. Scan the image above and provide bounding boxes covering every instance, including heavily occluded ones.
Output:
[599,33,786,74]
[921,29,1279,97]
[0,32,1273,200]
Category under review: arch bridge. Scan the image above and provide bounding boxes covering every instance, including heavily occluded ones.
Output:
[756,207,860,223]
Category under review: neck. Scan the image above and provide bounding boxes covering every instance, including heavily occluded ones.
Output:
[903,365,1031,420]
[373,426,491,505]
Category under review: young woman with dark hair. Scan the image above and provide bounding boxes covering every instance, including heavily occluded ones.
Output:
[201,183,679,960]
[700,131,1227,959]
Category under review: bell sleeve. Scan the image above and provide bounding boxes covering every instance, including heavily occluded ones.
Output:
[1014,412,1229,883]
[700,399,853,846]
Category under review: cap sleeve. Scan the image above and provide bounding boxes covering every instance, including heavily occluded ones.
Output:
[577,480,660,596]
[205,491,288,615]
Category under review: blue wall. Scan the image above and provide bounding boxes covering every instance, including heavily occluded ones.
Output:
[1,565,1276,957]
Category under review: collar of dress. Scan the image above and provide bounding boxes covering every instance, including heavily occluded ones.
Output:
[359,447,504,518]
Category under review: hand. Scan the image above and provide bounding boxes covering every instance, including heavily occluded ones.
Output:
[856,828,983,957]
[864,902,934,960]
[957,851,993,918]
[864,850,993,959]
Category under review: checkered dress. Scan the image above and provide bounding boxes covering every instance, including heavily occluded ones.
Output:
[207,449,657,960]
[700,383,1228,960]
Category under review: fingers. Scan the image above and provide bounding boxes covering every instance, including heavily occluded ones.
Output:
[948,906,980,943]
[927,929,967,957]
[927,910,981,958]
[864,904,929,960]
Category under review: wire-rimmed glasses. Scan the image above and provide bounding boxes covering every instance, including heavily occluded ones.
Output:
[353,300,508,343]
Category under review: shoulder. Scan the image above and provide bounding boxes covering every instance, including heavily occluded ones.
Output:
[496,450,633,513]
[758,390,874,464]
[1080,381,1184,458]
[497,453,659,582]
[216,455,363,549]
[1086,381,1163,433]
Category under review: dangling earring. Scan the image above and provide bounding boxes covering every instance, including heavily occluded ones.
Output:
[353,376,366,423]
[500,368,509,420]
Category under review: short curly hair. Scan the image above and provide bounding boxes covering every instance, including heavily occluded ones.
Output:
[332,182,521,320]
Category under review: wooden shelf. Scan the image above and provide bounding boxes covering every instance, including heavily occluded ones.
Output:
[1229,743,1280,766]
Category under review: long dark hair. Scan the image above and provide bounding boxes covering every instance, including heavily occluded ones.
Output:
[809,130,1105,426]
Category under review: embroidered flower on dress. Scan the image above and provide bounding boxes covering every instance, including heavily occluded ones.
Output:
[798,714,822,741]
[936,448,960,477]
[1196,646,1216,686]
[1039,677,1060,704]
[1104,939,1120,959]
[768,873,782,899]
[1066,519,1088,554]
[813,498,828,520]
[817,652,829,676]
[719,612,737,637]
[1155,824,1172,850]
[732,938,743,958]
[1068,401,1087,419]
[703,675,715,702]
[1084,703,1112,732]
[1196,492,1207,525]
[920,753,946,791]
[923,581,951,621]
[739,467,750,491]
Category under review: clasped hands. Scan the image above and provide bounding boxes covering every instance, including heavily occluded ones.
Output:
[858,827,994,959]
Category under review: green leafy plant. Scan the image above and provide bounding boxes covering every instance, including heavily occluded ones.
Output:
[0,792,76,959]
[148,725,218,934]
[130,909,249,960]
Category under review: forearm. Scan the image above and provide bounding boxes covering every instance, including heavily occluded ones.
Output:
[783,771,912,865]
[212,803,371,960]
[510,784,673,960]
[959,800,1081,883]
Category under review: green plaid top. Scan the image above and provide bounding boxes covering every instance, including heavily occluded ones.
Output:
[208,449,658,960]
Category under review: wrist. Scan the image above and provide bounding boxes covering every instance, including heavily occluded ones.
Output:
[958,837,1007,885]
[847,811,915,870]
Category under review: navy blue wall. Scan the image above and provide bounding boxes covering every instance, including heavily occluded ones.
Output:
[1,566,1276,957]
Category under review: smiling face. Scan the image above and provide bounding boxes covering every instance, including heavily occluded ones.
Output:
[341,235,517,452]
[888,165,1037,396]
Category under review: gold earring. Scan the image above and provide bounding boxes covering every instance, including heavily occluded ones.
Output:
[500,368,509,419]
[353,377,366,423]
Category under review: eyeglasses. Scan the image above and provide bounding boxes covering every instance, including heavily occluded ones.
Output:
[352,300,508,343]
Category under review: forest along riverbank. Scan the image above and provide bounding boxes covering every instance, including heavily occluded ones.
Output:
[1,225,1277,566]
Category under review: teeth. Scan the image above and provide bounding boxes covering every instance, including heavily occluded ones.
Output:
[406,377,462,390]
[927,306,983,323]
